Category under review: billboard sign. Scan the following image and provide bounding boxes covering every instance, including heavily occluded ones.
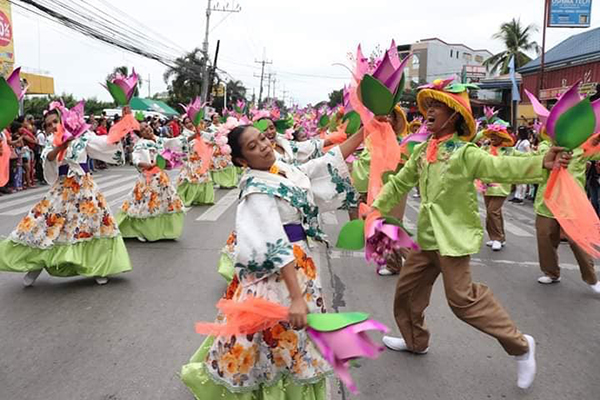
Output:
[548,0,593,28]
[0,0,14,78]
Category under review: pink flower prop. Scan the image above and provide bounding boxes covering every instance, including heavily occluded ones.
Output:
[474,179,497,194]
[365,218,419,267]
[6,67,26,100]
[104,68,139,106]
[418,77,454,91]
[307,319,390,395]
[160,149,186,170]
[58,101,90,141]
[180,97,206,126]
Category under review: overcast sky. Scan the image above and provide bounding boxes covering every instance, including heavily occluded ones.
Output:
[10,0,600,106]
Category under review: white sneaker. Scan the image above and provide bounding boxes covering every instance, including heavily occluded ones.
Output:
[412,193,420,198]
[515,334,536,389]
[95,277,109,285]
[183,206,191,212]
[137,236,147,242]
[588,282,600,294]
[492,241,503,251]
[377,267,396,276]
[486,240,493,247]
[382,335,428,354]
[537,276,561,284]
[23,270,42,287]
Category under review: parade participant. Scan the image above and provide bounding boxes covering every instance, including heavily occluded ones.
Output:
[371,79,571,389]
[533,140,600,292]
[204,120,238,188]
[176,117,214,206]
[352,105,410,275]
[408,117,423,134]
[181,122,366,399]
[510,128,532,203]
[0,104,132,286]
[480,121,516,251]
[116,121,187,242]
[260,117,325,165]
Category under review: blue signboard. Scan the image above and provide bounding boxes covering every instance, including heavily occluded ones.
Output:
[549,0,592,27]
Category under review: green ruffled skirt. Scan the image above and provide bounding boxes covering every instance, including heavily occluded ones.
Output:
[211,166,238,188]
[116,211,184,241]
[177,181,215,206]
[181,337,327,400]
[217,252,235,282]
[0,236,132,277]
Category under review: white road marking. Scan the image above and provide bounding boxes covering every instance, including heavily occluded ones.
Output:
[0,175,138,216]
[196,190,240,221]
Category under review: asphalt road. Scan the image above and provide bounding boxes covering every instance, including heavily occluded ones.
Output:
[0,166,598,400]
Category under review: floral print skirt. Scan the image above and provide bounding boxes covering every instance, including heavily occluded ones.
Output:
[0,173,131,277]
[117,170,185,241]
[181,242,332,396]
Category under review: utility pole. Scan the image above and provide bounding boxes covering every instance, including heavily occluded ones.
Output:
[200,0,241,103]
[271,76,277,100]
[266,73,273,100]
[147,74,151,98]
[254,55,272,106]
[282,89,288,106]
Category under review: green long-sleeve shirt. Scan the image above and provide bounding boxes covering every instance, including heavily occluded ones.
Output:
[373,134,548,257]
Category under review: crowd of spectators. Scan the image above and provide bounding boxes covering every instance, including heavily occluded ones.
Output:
[0,110,184,196]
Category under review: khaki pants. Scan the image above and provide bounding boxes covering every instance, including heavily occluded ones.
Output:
[484,196,506,242]
[385,194,408,273]
[535,215,598,284]
[393,250,529,356]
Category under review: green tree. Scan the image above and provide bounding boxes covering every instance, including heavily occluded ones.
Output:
[484,18,540,75]
[328,89,343,108]
[23,93,78,117]
[84,97,114,116]
[163,48,212,109]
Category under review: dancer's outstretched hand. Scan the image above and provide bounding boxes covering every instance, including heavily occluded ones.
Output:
[288,297,309,330]
[543,146,572,170]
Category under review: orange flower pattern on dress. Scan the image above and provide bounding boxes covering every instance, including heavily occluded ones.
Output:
[120,169,184,218]
[10,173,118,249]
[293,245,317,280]
[176,139,212,186]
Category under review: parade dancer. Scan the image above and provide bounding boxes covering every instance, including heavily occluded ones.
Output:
[480,121,516,251]
[533,141,600,292]
[181,122,365,399]
[204,121,238,188]
[260,117,325,165]
[176,117,215,206]
[116,121,187,242]
[0,104,132,286]
[371,79,571,389]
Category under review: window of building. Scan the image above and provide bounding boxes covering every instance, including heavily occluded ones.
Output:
[463,53,472,61]
[450,50,453,57]
[412,54,420,68]
[456,51,459,59]
[475,55,484,63]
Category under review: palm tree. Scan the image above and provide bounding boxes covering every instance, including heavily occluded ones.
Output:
[225,79,247,104]
[107,66,141,97]
[163,48,214,108]
[484,18,541,75]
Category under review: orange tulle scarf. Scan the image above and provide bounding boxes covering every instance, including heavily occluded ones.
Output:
[195,296,289,336]
[425,133,453,163]
[107,113,140,144]
[490,146,499,156]
[544,168,600,258]
[193,136,213,176]
[52,124,68,162]
[0,133,11,186]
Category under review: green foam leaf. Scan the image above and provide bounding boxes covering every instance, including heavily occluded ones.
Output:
[318,114,330,129]
[555,98,596,150]
[135,111,145,122]
[106,81,128,106]
[307,312,369,332]
[0,79,19,132]
[393,73,406,106]
[156,155,167,170]
[274,119,292,134]
[335,219,365,250]
[253,119,270,132]
[343,111,361,135]
[359,74,394,116]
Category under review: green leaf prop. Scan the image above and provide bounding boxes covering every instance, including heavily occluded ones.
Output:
[253,119,270,132]
[274,118,292,134]
[554,98,596,150]
[156,154,167,170]
[318,114,330,129]
[407,141,418,154]
[445,83,479,93]
[336,219,365,250]
[307,312,369,332]
[0,79,19,132]
[193,109,205,127]
[359,75,394,116]
[135,111,145,122]
[342,111,361,135]
[106,81,128,106]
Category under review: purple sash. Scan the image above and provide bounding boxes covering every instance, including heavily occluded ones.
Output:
[59,163,90,176]
[283,224,307,243]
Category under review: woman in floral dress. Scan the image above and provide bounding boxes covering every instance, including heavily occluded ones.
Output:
[116,122,187,242]
[176,117,214,206]
[204,124,238,188]
[181,122,366,399]
[260,117,325,165]
[0,107,132,286]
